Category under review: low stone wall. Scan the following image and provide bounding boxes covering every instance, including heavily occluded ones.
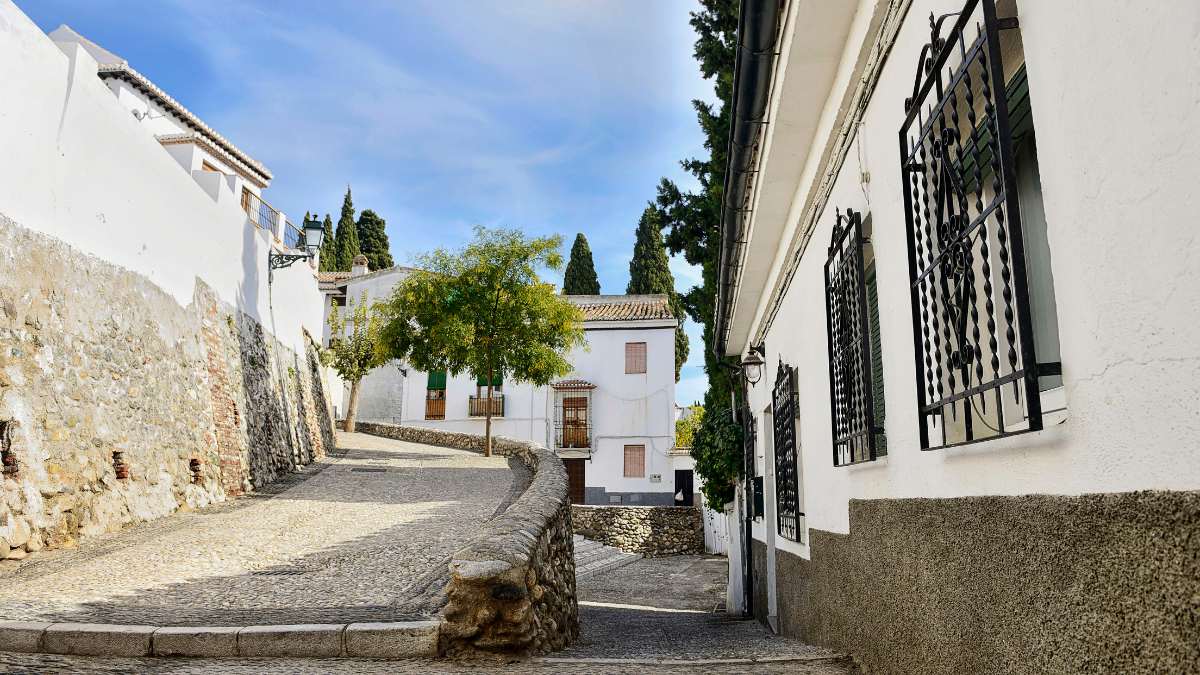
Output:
[572,505,704,556]
[0,217,333,560]
[355,423,578,657]
[353,422,508,456]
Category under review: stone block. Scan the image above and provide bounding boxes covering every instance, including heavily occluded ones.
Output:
[0,621,49,653]
[344,621,440,658]
[42,623,155,656]
[237,623,343,657]
[152,625,240,657]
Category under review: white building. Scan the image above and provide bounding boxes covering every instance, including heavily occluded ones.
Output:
[48,25,309,257]
[714,0,1200,672]
[321,265,693,506]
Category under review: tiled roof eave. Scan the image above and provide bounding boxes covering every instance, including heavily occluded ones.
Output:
[98,63,272,183]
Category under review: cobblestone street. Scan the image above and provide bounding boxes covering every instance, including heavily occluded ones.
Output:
[1,543,854,673]
[0,432,517,626]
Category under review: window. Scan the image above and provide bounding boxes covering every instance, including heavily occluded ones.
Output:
[898,0,1060,449]
[771,362,804,541]
[425,370,446,420]
[474,372,503,397]
[623,444,645,478]
[241,186,253,213]
[825,208,884,466]
[560,396,589,448]
[625,342,647,374]
[624,342,647,374]
[201,160,221,173]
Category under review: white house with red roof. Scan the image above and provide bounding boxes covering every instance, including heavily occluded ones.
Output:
[321,266,692,506]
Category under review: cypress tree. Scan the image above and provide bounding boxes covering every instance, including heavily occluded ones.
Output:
[333,186,359,271]
[562,233,600,295]
[627,205,689,381]
[318,213,337,272]
[356,209,394,271]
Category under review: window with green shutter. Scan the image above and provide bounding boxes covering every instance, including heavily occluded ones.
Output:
[865,265,887,456]
[427,370,447,390]
[475,373,502,387]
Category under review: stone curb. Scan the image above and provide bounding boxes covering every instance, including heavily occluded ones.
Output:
[0,619,441,659]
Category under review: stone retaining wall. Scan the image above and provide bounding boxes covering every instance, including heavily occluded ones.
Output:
[355,423,578,657]
[0,217,334,560]
[572,505,704,556]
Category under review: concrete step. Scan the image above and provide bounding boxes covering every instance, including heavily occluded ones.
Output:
[573,535,641,581]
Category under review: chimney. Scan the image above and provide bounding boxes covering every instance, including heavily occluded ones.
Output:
[351,254,370,277]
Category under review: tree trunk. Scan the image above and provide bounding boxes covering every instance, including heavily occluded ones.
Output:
[484,374,493,457]
[344,378,362,433]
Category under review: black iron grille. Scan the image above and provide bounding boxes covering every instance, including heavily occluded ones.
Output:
[899,0,1052,449]
[825,209,880,466]
[771,361,802,541]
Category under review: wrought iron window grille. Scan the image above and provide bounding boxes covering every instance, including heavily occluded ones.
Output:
[825,208,882,466]
[772,361,803,541]
[899,0,1058,450]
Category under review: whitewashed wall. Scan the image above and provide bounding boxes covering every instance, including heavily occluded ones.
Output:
[736,0,1200,548]
[0,3,322,355]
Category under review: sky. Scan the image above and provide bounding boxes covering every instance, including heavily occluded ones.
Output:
[25,0,714,407]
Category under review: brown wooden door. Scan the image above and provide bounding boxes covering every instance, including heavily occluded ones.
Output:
[562,396,589,448]
[563,459,586,504]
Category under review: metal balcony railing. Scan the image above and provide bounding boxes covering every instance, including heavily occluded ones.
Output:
[242,190,280,236]
[424,396,446,420]
[283,218,303,250]
[554,423,591,450]
[468,395,504,417]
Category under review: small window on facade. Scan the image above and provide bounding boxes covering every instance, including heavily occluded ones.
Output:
[825,209,884,466]
[623,444,645,478]
[899,0,1061,449]
[625,342,647,374]
[201,160,221,173]
[240,186,252,213]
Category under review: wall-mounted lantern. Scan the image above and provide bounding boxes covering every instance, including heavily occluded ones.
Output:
[268,217,325,283]
[741,343,766,386]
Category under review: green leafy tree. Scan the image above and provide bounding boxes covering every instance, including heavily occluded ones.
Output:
[562,233,600,295]
[627,205,689,381]
[321,292,388,433]
[333,187,360,271]
[653,0,742,502]
[356,209,394,271]
[675,405,704,448]
[318,214,337,272]
[380,226,586,456]
[691,406,743,509]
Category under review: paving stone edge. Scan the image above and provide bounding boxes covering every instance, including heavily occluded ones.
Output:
[0,619,442,659]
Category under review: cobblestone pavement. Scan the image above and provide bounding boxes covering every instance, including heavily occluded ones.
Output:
[0,553,856,673]
[0,432,515,626]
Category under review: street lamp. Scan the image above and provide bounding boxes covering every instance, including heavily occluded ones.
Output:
[740,344,766,386]
[268,217,325,283]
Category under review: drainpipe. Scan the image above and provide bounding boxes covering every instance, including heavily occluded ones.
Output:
[712,0,783,621]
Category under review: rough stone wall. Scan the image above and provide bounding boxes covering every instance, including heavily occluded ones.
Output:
[572,505,704,556]
[0,216,333,559]
[768,490,1200,675]
[355,423,578,657]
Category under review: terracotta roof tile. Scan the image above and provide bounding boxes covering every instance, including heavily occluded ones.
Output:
[567,294,674,322]
[318,271,351,283]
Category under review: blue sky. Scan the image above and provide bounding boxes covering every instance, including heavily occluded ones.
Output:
[25,0,713,406]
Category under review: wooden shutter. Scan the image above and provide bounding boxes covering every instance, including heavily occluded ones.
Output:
[623,445,645,478]
[625,342,647,374]
[427,370,447,390]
